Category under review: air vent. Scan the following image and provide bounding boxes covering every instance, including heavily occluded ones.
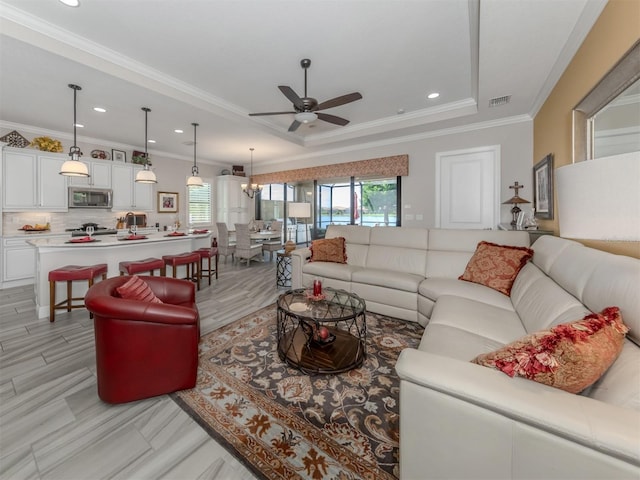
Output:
[489,95,511,107]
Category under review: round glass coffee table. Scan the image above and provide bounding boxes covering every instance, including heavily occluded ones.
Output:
[276,287,366,374]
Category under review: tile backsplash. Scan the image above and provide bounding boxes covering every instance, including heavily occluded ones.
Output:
[3,210,184,234]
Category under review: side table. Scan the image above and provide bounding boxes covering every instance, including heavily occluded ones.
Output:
[498,223,554,243]
[276,250,292,288]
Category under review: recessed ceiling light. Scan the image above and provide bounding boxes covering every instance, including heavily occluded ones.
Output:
[74,123,84,128]
[174,129,184,133]
[397,108,405,114]
[93,107,106,113]
[59,0,80,6]
[148,140,156,144]
[427,92,440,99]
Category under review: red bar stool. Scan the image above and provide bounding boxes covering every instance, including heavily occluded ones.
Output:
[194,245,218,286]
[48,264,108,323]
[119,258,166,277]
[162,252,200,290]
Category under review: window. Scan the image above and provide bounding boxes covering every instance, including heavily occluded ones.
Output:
[187,179,212,226]
[317,176,399,231]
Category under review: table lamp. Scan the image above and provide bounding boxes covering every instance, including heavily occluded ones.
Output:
[503,181,530,227]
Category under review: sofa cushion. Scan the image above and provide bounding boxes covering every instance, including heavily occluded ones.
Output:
[310,237,347,263]
[471,307,628,394]
[116,275,163,304]
[585,340,640,411]
[352,268,424,292]
[425,229,529,278]
[428,295,525,345]
[418,323,507,361]
[511,262,591,333]
[459,241,533,296]
[303,261,361,282]
[419,277,514,312]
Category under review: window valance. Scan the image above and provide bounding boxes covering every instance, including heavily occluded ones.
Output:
[251,154,408,185]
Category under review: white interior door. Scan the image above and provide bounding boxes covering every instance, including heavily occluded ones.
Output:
[435,146,500,229]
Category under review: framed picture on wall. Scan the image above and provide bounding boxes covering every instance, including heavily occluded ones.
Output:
[158,192,178,213]
[112,149,126,163]
[533,153,554,219]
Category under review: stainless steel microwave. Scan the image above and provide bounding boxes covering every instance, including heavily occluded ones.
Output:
[68,187,113,209]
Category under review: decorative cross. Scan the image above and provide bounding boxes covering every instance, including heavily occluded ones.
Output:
[509,181,524,197]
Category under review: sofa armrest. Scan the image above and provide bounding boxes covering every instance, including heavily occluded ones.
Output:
[395,348,640,478]
[291,247,311,289]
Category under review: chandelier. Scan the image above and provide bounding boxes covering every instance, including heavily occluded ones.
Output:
[241,147,263,198]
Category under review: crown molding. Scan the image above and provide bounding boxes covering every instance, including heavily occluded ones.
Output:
[0,120,210,164]
[260,114,532,168]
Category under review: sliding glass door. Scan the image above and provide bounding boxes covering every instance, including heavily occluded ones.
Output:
[259,176,400,242]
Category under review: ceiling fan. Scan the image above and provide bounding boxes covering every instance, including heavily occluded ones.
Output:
[249,58,362,132]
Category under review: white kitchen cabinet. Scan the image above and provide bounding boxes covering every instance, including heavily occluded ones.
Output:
[69,159,112,188]
[2,237,36,285]
[111,164,153,211]
[217,175,250,228]
[39,155,69,209]
[2,148,68,211]
[1,234,68,288]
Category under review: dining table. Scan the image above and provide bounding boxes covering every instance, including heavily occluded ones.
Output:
[250,231,282,242]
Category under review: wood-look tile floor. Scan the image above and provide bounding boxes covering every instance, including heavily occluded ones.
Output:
[0,257,285,479]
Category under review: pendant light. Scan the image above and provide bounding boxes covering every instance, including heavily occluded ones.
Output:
[241,147,263,198]
[59,84,89,177]
[186,122,203,187]
[135,107,158,183]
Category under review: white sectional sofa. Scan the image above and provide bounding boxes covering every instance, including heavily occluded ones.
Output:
[290,225,640,479]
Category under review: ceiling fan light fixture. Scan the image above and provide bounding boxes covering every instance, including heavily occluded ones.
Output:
[294,111,318,124]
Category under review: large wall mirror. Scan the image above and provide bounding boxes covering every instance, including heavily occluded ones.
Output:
[573,39,640,162]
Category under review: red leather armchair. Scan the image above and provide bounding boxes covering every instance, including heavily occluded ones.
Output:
[85,275,200,404]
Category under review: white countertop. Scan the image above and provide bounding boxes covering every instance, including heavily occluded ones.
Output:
[27,231,211,248]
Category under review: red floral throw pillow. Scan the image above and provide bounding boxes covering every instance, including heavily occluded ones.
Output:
[310,237,347,264]
[459,241,533,296]
[471,307,628,394]
[116,275,163,304]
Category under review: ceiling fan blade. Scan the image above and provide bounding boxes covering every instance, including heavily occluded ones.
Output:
[288,120,302,132]
[316,92,363,111]
[249,111,296,116]
[317,112,350,126]
[278,86,304,110]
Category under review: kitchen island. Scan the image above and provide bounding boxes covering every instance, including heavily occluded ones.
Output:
[28,232,212,319]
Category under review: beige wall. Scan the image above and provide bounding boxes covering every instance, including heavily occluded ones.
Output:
[533,0,640,258]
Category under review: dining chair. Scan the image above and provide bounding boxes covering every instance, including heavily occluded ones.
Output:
[234,223,263,267]
[216,222,236,264]
[262,220,284,261]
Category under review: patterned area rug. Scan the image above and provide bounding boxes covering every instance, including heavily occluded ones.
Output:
[172,304,423,480]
